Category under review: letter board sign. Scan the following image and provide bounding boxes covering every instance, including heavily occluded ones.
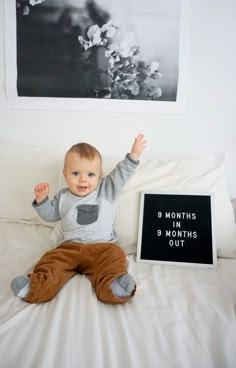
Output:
[137,192,217,268]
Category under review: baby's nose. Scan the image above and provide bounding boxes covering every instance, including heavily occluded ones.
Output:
[79,174,86,182]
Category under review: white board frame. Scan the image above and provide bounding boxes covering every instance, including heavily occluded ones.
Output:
[136,191,217,268]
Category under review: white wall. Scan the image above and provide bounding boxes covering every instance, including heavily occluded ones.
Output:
[1,0,236,197]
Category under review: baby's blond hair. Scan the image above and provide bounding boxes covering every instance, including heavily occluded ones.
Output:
[64,143,102,168]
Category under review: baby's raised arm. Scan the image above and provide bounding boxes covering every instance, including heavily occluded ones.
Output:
[129,133,146,161]
[34,183,50,204]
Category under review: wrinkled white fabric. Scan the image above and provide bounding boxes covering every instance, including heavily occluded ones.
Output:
[0,221,236,368]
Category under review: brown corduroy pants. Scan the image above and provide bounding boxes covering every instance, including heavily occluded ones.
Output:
[24,242,135,305]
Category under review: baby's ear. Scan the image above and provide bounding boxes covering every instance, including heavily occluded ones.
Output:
[63,168,67,180]
[100,172,103,177]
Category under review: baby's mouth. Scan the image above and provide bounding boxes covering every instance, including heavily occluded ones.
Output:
[77,186,87,191]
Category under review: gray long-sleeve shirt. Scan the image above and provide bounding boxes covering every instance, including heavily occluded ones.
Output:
[32,154,139,244]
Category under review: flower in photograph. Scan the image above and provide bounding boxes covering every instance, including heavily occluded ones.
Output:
[29,0,45,5]
[78,20,162,100]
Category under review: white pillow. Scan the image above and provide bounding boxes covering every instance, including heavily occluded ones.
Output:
[114,153,236,258]
[1,138,235,258]
[54,152,236,258]
[0,137,62,222]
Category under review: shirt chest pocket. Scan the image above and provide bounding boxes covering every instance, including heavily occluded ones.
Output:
[77,204,99,225]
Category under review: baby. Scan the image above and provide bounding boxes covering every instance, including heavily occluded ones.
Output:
[11,134,146,304]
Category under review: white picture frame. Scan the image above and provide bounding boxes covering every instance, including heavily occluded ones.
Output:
[4,0,189,114]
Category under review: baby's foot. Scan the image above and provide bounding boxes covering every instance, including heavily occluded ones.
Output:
[10,276,30,298]
[111,274,135,298]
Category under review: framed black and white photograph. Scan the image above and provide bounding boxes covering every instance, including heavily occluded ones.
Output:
[5,0,189,113]
[137,192,217,268]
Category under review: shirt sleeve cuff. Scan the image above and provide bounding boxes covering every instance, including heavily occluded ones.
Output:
[126,153,140,166]
[32,196,49,208]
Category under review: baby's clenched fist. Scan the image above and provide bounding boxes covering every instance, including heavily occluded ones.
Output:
[34,183,50,204]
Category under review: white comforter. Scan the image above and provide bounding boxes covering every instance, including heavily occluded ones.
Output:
[0,221,236,368]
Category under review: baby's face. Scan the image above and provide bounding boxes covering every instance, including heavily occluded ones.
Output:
[63,153,102,197]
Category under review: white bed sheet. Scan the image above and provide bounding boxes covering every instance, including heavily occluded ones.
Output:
[0,221,236,368]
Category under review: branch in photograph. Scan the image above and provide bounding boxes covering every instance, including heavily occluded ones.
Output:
[78,21,162,100]
[16,0,46,16]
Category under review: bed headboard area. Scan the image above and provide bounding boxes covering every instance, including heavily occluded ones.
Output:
[1,136,236,257]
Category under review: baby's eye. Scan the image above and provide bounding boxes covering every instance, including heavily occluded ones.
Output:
[88,172,95,177]
[72,171,80,176]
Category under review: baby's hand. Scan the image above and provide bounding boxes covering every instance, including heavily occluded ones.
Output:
[34,183,50,204]
[129,133,146,161]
